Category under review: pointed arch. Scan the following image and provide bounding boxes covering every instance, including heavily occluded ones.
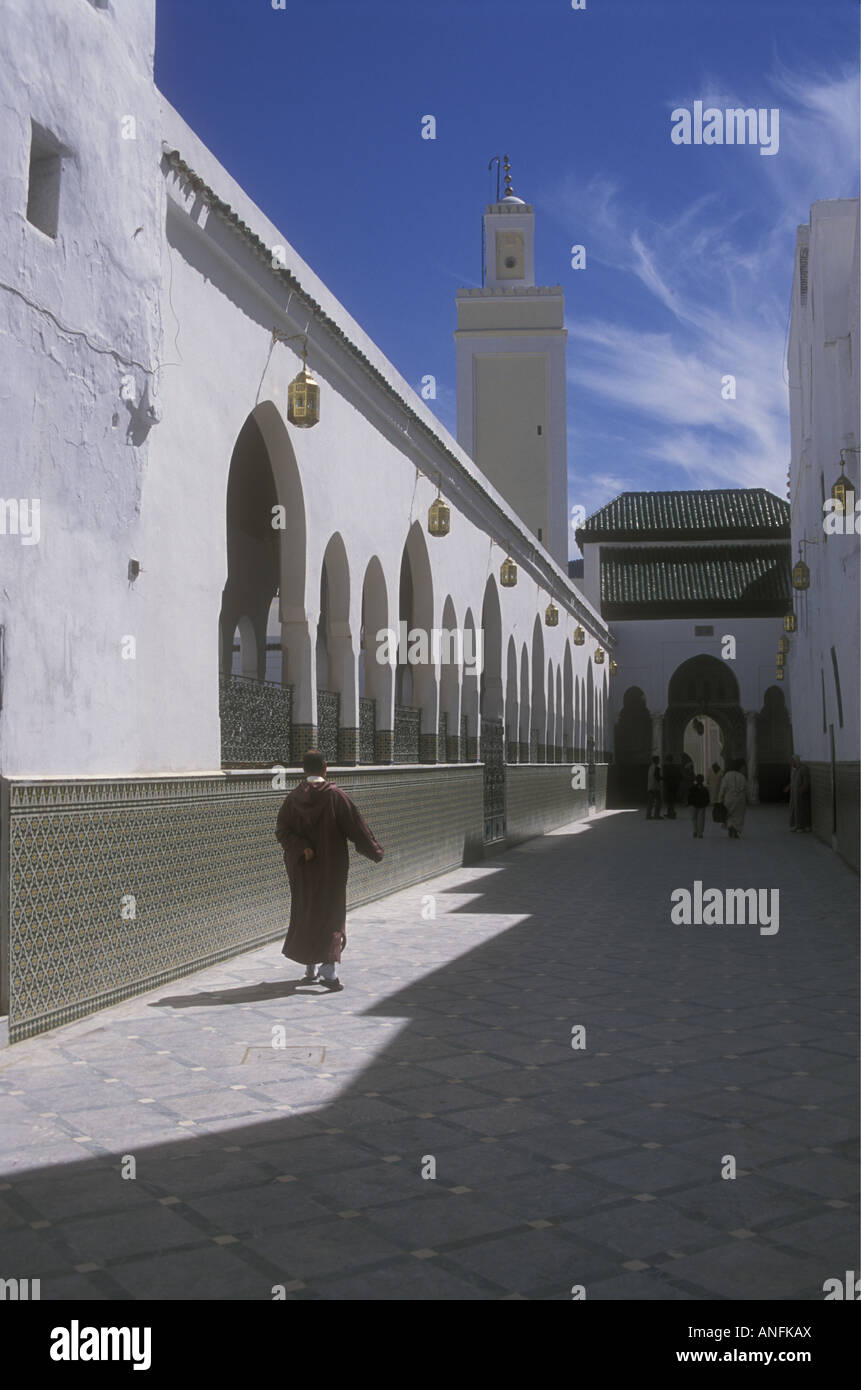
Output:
[505,636,519,762]
[519,642,530,761]
[563,640,574,760]
[359,555,391,761]
[439,594,460,761]
[531,616,546,761]
[480,576,503,722]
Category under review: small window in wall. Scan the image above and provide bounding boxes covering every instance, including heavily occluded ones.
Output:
[830,646,844,728]
[88,1,110,9]
[26,122,64,238]
[694,625,714,637]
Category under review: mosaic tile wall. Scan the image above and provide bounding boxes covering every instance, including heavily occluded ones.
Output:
[1,767,483,1042]
[359,698,376,764]
[394,707,421,763]
[218,674,292,766]
[505,764,601,845]
[316,691,340,765]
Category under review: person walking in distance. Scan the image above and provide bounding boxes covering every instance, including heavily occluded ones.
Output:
[706,761,723,805]
[276,749,383,990]
[688,773,710,839]
[718,759,748,840]
[646,755,662,819]
[662,754,681,819]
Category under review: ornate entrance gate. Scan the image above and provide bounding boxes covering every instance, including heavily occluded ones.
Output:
[481,717,506,843]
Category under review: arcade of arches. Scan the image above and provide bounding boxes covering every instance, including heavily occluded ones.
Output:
[217,406,609,787]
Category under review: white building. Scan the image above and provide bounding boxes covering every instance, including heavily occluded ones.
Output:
[577,490,794,807]
[786,197,860,869]
[0,0,612,1041]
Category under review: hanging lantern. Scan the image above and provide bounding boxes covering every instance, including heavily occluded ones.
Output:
[776,667,785,681]
[778,636,790,654]
[545,601,559,627]
[609,658,618,675]
[594,647,605,665]
[287,344,320,428]
[776,651,786,668]
[573,625,585,646]
[831,464,851,511]
[791,554,810,590]
[427,481,450,537]
[784,612,796,633]
[500,555,517,587]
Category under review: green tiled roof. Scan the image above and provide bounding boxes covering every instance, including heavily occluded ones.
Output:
[600,545,791,615]
[577,489,790,541]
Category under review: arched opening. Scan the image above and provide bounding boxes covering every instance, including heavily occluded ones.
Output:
[359,556,391,763]
[563,642,574,760]
[219,404,304,766]
[756,685,793,801]
[481,576,505,841]
[664,654,745,766]
[530,618,545,761]
[613,685,652,803]
[585,661,595,805]
[395,523,435,762]
[555,665,564,763]
[316,533,353,764]
[505,637,519,763]
[546,659,556,764]
[519,643,530,762]
[439,595,460,762]
[461,607,479,761]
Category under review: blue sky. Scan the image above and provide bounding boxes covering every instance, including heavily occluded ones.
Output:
[155,0,859,555]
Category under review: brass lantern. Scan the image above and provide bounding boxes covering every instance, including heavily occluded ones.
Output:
[778,636,790,654]
[287,344,320,428]
[609,658,618,675]
[573,625,585,646]
[791,553,810,590]
[784,611,797,633]
[832,463,851,511]
[776,667,785,681]
[500,555,517,587]
[776,651,786,668]
[428,481,450,538]
[594,647,605,665]
[545,601,559,627]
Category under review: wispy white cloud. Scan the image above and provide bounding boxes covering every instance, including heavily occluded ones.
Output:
[555,63,859,517]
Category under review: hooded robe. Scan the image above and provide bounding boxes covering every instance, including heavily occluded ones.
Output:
[718,769,747,834]
[276,778,383,966]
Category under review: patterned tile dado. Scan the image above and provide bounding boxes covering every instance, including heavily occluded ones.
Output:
[2,768,483,1042]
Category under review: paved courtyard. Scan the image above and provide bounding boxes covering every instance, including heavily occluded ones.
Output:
[0,805,857,1300]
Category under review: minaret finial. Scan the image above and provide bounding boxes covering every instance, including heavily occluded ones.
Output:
[503,154,515,199]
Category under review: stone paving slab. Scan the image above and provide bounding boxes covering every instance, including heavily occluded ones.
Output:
[0,805,857,1300]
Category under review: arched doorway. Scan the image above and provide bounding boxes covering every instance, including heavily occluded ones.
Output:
[613,685,652,804]
[480,576,505,841]
[219,404,304,766]
[756,685,793,801]
[664,655,745,768]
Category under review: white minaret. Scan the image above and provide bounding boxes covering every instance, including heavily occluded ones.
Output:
[454,156,568,567]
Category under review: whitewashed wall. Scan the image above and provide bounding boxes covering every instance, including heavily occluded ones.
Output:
[787,198,860,769]
[0,0,611,779]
